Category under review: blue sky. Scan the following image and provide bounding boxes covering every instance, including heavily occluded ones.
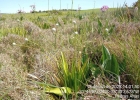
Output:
[0,0,137,13]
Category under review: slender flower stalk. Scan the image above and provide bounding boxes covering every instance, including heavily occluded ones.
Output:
[52,28,57,48]
[78,7,81,16]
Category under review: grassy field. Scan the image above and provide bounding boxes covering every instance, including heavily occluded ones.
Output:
[0,7,140,100]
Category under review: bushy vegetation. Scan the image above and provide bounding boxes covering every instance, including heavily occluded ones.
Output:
[134,0,140,9]
[0,4,140,100]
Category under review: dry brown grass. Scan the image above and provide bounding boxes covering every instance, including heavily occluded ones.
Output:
[0,15,82,99]
[0,26,58,99]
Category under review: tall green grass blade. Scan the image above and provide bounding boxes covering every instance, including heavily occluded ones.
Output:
[102,45,111,70]
[102,45,111,60]
[61,52,68,76]
[111,54,119,76]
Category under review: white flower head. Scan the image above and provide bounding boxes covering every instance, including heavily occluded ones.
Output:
[17,19,20,22]
[56,23,59,26]
[75,31,78,34]
[52,28,56,32]
[12,42,16,45]
[73,20,76,24]
[105,28,109,32]
[25,38,28,41]
[79,51,82,54]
